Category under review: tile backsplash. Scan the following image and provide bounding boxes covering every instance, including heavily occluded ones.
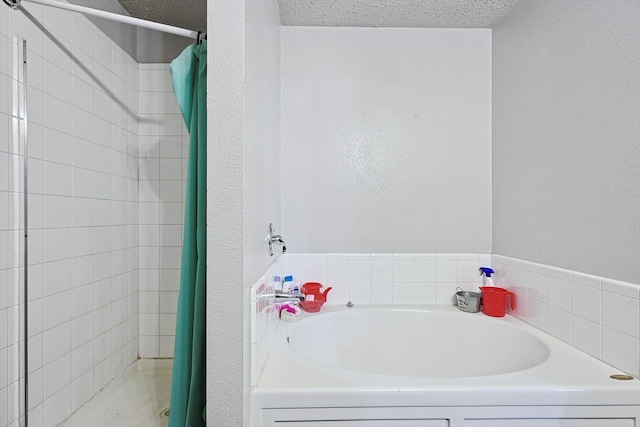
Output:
[283,252,492,306]
[492,254,640,378]
[251,252,640,387]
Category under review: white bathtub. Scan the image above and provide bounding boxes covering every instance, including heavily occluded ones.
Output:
[287,307,550,378]
[251,305,640,427]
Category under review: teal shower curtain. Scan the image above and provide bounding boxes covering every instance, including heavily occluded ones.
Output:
[169,41,207,427]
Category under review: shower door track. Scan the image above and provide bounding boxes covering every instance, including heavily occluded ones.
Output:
[23,39,29,427]
[18,38,30,427]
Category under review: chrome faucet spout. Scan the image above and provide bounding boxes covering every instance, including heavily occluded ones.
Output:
[271,235,287,253]
[275,290,304,302]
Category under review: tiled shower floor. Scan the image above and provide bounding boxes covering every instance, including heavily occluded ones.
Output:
[59,359,172,427]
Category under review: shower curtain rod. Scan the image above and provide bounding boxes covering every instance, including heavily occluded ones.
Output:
[3,0,203,40]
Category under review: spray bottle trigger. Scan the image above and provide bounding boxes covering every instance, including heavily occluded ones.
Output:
[479,267,495,277]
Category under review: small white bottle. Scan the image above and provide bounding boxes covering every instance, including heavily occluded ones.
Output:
[282,275,300,293]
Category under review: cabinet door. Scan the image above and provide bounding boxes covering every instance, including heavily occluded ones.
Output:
[465,419,634,427]
[274,421,448,427]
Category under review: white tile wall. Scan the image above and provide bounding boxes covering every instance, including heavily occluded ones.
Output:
[1,30,28,427]
[137,64,187,358]
[283,253,492,306]
[1,6,139,426]
[492,254,640,378]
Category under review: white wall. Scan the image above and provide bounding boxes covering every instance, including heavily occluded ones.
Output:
[207,0,282,424]
[492,0,640,283]
[206,1,243,426]
[244,0,282,423]
[1,3,140,426]
[281,27,492,254]
[244,0,282,287]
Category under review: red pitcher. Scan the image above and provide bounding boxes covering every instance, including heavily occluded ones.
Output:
[301,282,332,303]
[479,286,515,317]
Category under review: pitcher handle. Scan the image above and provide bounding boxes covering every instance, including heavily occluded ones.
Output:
[507,291,515,310]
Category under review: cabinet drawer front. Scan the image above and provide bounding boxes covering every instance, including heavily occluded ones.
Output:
[466,419,634,427]
[275,421,448,427]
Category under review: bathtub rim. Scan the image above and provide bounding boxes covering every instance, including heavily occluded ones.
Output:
[252,304,640,410]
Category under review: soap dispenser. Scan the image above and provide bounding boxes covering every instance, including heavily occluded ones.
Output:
[479,267,495,287]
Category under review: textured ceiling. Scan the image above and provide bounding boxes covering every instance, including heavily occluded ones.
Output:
[116,0,207,32]
[277,0,520,27]
[116,0,518,31]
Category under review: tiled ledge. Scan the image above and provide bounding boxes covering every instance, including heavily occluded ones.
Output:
[492,254,640,378]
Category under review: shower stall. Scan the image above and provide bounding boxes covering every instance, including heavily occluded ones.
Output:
[0,0,199,425]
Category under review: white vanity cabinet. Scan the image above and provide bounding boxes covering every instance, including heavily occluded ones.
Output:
[257,406,640,427]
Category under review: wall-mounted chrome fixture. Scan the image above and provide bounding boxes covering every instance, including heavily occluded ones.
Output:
[267,223,287,256]
[275,290,304,302]
[2,0,21,9]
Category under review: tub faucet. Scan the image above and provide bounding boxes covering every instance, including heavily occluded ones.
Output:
[267,223,287,256]
[275,290,304,302]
